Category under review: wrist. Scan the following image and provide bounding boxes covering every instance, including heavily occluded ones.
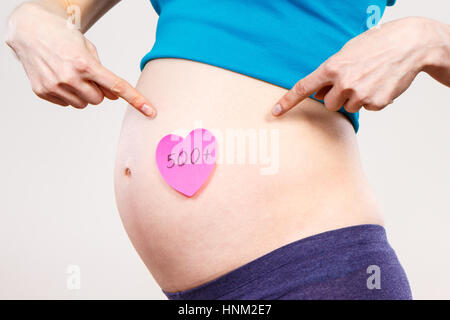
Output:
[6,2,69,47]
[9,1,68,24]
[413,17,450,72]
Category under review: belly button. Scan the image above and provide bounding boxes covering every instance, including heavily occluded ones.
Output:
[124,167,132,177]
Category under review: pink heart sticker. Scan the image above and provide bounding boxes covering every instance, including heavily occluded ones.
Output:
[155,128,217,197]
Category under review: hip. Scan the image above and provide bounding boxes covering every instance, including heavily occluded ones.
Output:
[164,224,412,300]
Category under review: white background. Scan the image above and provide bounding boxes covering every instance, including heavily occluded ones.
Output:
[1,0,449,299]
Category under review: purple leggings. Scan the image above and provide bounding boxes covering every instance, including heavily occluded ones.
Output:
[164,224,412,300]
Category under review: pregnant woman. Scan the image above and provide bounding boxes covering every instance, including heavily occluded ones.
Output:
[6,0,450,299]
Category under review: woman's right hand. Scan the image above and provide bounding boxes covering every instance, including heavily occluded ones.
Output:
[5,2,157,117]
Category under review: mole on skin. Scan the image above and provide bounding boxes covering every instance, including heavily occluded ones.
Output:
[124,167,132,177]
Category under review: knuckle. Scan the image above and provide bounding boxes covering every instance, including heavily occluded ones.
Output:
[339,78,356,92]
[364,98,374,108]
[352,91,366,105]
[364,98,383,111]
[293,81,307,97]
[381,94,394,107]
[32,84,45,97]
[323,61,339,77]
[278,96,289,109]
[91,94,104,105]
[345,103,360,113]
[41,79,58,94]
[323,97,336,111]
[73,102,88,109]
[335,82,347,95]
[110,80,126,95]
[130,95,144,107]
[343,105,353,113]
[325,104,338,111]
[366,105,381,111]
[373,98,389,110]
[59,72,78,86]
[71,56,91,73]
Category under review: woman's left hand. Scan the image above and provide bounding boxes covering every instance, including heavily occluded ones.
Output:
[272,17,450,116]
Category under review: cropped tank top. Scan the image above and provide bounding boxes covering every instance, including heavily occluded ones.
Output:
[141,0,397,132]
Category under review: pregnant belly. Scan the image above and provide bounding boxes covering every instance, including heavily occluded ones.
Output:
[114,59,383,292]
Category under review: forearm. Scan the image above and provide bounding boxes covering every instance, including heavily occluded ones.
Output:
[420,17,450,86]
[10,0,121,33]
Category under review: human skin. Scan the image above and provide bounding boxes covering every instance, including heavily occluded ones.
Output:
[113,58,383,291]
[5,1,450,293]
[272,17,450,116]
[7,2,449,122]
[5,0,157,117]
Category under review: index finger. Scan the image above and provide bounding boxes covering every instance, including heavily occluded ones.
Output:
[88,62,157,118]
[271,66,331,117]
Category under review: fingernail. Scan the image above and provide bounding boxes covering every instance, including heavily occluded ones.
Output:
[142,104,156,118]
[272,103,282,116]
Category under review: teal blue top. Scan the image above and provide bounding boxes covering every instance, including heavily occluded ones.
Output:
[141,0,396,132]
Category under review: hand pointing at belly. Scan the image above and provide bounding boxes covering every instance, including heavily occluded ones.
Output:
[272,17,450,117]
[5,2,157,118]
